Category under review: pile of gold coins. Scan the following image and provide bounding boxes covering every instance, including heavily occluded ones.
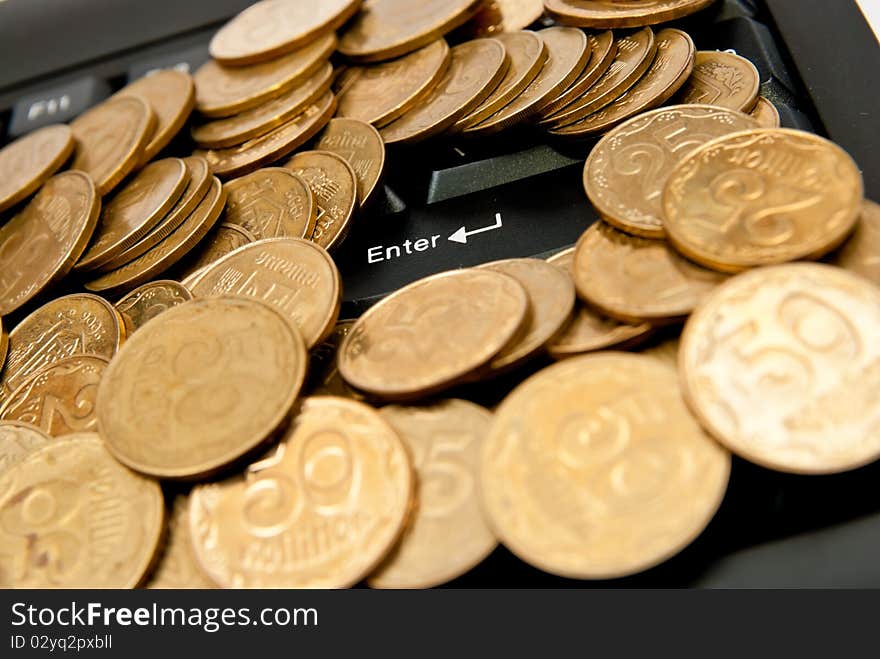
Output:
[0,0,878,588]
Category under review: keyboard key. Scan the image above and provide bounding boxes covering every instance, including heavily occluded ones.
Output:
[8,77,110,138]
[127,43,211,82]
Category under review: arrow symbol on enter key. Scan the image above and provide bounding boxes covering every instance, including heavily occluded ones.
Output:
[448,213,503,244]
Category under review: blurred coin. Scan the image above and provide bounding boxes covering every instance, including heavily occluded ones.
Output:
[224,168,317,240]
[195,33,336,117]
[681,264,880,474]
[189,396,413,588]
[663,128,863,272]
[339,0,482,63]
[0,355,108,437]
[335,40,451,128]
[573,222,725,324]
[829,200,880,286]
[210,0,360,66]
[538,30,615,118]
[0,421,52,477]
[584,104,759,238]
[640,336,680,369]
[455,1,504,39]
[339,269,528,400]
[674,50,760,112]
[75,158,188,272]
[70,95,156,196]
[0,125,74,213]
[308,320,363,399]
[147,496,216,589]
[749,96,781,128]
[0,172,100,317]
[116,280,193,333]
[370,400,497,589]
[481,353,730,579]
[497,0,545,30]
[0,433,164,588]
[175,223,257,284]
[316,118,387,207]
[545,0,715,27]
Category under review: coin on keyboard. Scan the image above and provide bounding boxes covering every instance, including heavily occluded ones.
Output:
[147,496,215,589]
[681,263,880,474]
[308,320,363,399]
[0,422,51,477]
[544,0,716,27]
[85,177,226,295]
[315,118,387,207]
[549,28,695,137]
[663,129,864,272]
[0,124,74,213]
[370,400,497,589]
[198,92,337,179]
[191,63,333,149]
[339,0,483,63]
[481,353,731,579]
[211,0,359,66]
[98,297,306,479]
[75,158,188,272]
[478,258,576,372]
[573,222,726,325]
[538,30,616,118]
[223,168,317,240]
[0,433,164,588]
[335,40,451,127]
[674,51,760,112]
[339,269,528,400]
[540,27,657,128]
[188,238,341,349]
[0,355,108,437]
[118,69,196,164]
[175,223,257,284]
[454,31,547,130]
[70,95,156,196]
[0,172,100,317]
[381,39,510,145]
[465,27,591,136]
[545,248,653,357]
[189,396,413,588]
[830,200,880,286]
[750,96,781,128]
[1,293,124,403]
[195,32,336,117]
[116,280,193,334]
[284,150,359,251]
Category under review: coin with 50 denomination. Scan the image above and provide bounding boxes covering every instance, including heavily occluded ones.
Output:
[116,280,193,333]
[224,168,317,240]
[315,118,387,208]
[0,124,74,213]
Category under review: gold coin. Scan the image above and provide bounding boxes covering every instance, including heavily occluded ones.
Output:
[70,95,156,196]
[223,167,317,240]
[496,0,545,30]
[117,69,196,164]
[541,27,657,128]
[308,320,363,399]
[381,39,510,145]
[674,50,760,112]
[663,128,864,273]
[116,280,193,333]
[370,400,497,589]
[0,421,52,477]
[465,27,591,136]
[175,223,257,284]
[640,336,680,368]
[195,32,336,117]
[548,28,695,136]
[189,396,413,588]
[584,104,760,239]
[454,31,547,130]
[84,177,226,295]
[545,0,715,27]
[0,319,7,370]
[147,496,215,589]
[188,237,342,349]
[538,30,615,118]
[680,263,880,474]
[750,96,781,128]
[335,40,451,128]
[315,118,387,207]
[284,150,359,251]
[0,171,100,317]
[545,248,653,357]
[0,355,108,437]
[198,91,336,179]
[455,0,504,39]
[191,63,333,149]
[339,269,528,400]
[830,200,880,286]
[479,258,576,371]
[75,158,188,272]
[0,124,74,213]
[339,0,483,63]
[98,297,307,479]
[573,222,725,324]
[1,293,124,403]
[0,433,164,588]
[481,352,731,579]
[210,0,359,66]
